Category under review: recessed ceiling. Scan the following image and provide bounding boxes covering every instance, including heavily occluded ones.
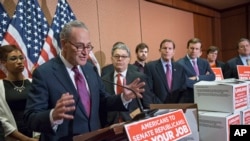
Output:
[190,0,250,10]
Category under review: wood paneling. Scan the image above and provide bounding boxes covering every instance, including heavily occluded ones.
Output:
[221,7,248,62]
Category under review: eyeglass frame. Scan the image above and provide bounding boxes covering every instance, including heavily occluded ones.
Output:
[68,40,94,51]
[112,55,129,60]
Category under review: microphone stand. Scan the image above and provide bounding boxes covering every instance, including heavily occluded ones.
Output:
[102,79,158,121]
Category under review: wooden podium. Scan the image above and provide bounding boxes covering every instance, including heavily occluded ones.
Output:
[73,123,128,141]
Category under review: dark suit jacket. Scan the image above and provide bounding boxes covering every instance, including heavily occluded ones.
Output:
[24,57,126,141]
[100,68,160,127]
[223,56,243,79]
[0,121,4,141]
[101,64,138,76]
[177,56,215,103]
[177,56,215,88]
[216,60,225,68]
[144,59,187,103]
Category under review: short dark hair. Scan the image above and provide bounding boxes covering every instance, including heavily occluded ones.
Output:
[160,39,175,49]
[187,38,202,48]
[0,45,21,62]
[237,38,250,49]
[135,43,148,53]
[206,46,219,55]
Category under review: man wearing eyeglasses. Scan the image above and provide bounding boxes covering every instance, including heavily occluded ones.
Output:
[100,42,161,127]
[24,20,146,141]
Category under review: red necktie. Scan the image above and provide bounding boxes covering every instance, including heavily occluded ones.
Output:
[116,73,123,94]
[72,66,90,117]
[192,60,199,75]
[116,73,124,122]
[166,64,172,90]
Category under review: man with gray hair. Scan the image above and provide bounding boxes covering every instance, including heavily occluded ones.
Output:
[24,20,146,141]
[223,38,250,79]
[101,41,161,127]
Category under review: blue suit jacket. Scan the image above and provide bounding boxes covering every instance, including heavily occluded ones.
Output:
[144,59,187,103]
[223,56,243,79]
[24,57,126,141]
[177,56,215,88]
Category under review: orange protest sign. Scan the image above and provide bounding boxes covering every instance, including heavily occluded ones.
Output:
[237,65,250,80]
[211,67,224,80]
[124,109,191,141]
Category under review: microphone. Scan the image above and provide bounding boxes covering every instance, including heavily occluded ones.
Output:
[101,78,144,112]
[101,78,158,121]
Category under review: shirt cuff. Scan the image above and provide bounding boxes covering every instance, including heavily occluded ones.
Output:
[50,109,63,126]
[121,93,132,108]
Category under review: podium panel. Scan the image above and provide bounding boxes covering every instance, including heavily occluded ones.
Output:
[73,123,128,141]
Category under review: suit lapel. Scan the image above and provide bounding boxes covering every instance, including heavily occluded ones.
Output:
[156,60,169,91]
[52,57,77,95]
[184,56,196,75]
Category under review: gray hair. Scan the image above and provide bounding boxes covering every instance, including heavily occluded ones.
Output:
[60,20,88,40]
[111,42,131,57]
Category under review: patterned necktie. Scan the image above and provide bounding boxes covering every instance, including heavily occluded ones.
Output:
[72,66,90,117]
[166,64,172,90]
[116,73,123,94]
[192,60,199,75]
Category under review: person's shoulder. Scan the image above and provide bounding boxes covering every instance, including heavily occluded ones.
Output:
[176,56,186,63]
[36,57,58,69]
[145,59,160,66]
[226,56,240,64]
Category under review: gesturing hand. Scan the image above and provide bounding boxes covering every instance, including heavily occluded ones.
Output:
[52,93,75,121]
[123,78,145,101]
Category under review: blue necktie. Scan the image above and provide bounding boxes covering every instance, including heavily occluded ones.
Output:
[72,66,90,117]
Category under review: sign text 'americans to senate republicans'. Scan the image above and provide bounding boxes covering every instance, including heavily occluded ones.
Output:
[124,109,191,141]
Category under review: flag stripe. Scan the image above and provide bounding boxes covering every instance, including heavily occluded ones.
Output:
[2,0,49,78]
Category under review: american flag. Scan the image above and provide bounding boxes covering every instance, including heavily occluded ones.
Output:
[0,3,10,45]
[36,0,101,75]
[35,0,76,66]
[0,3,10,78]
[2,0,49,78]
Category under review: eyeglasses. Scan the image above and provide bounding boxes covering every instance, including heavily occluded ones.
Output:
[68,41,94,51]
[7,56,25,62]
[112,55,129,60]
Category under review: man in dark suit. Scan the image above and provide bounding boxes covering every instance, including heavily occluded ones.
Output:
[24,20,145,141]
[101,42,160,127]
[223,38,250,79]
[177,38,215,103]
[144,39,187,103]
[101,63,138,76]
